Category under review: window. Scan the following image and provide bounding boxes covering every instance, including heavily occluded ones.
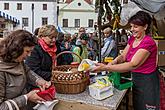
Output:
[123,0,128,4]
[63,19,68,27]
[1,24,6,29]
[17,3,22,10]
[22,18,28,27]
[75,19,80,27]
[42,17,48,25]
[43,4,47,10]
[88,19,93,27]
[78,3,81,6]
[4,3,9,10]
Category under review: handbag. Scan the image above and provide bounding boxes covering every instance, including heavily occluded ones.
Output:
[34,85,56,101]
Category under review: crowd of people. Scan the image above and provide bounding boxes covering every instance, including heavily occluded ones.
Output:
[0,10,160,110]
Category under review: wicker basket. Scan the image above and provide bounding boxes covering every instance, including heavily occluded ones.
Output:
[51,51,89,94]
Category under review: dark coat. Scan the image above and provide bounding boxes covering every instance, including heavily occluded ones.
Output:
[25,42,62,82]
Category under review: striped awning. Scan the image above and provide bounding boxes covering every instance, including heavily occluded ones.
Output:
[0,11,20,24]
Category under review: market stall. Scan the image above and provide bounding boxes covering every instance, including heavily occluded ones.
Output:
[46,1,165,110]
[50,56,132,110]
[54,88,128,110]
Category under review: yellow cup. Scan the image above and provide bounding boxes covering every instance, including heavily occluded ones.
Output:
[104,57,113,63]
[82,63,90,71]
[78,63,90,71]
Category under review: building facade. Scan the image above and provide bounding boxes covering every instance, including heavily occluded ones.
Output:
[58,0,98,34]
[0,10,20,37]
[0,0,57,33]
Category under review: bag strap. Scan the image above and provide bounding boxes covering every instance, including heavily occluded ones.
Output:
[5,101,13,110]
[9,100,19,110]
[5,100,20,110]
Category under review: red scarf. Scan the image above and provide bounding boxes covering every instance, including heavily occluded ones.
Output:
[38,38,57,66]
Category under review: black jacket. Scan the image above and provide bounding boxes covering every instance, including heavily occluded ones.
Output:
[25,42,62,82]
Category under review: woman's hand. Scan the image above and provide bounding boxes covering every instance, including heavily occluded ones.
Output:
[110,59,118,65]
[36,79,51,91]
[90,63,107,73]
[107,62,113,66]
[26,90,46,103]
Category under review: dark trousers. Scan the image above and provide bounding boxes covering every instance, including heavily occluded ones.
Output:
[132,70,160,110]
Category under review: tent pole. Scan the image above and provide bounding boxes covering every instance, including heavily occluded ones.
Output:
[97,0,102,63]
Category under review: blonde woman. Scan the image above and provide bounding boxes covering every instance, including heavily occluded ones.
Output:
[25,25,61,90]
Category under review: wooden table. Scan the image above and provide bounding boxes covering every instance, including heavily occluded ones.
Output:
[53,88,128,110]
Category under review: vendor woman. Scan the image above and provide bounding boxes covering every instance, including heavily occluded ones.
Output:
[90,11,160,110]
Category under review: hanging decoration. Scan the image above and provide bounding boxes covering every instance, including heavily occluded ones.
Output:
[110,0,122,30]
[95,0,122,30]
[152,16,159,37]
[152,16,165,40]
[95,0,122,62]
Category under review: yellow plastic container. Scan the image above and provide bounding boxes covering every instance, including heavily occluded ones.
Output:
[104,57,113,63]
[78,59,97,72]
[78,63,90,71]
[82,63,90,70]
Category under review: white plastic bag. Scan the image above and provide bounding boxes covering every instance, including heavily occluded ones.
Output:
[78,59,97,72]
[33,100,59,110]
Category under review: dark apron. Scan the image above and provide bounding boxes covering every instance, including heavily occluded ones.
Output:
[132,69,160,110]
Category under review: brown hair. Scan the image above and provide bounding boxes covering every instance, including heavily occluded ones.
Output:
[0,30,37,62]
[34,27,40,36]
[79,27,86,33]
[56,32,64,42]
[103,27,112,35]
[128,11,152,34]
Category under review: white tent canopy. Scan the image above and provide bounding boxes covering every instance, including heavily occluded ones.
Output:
[119,0,165,36]
[131,0,165,20]
[120,2,141,26]
[57,26,66,33]
[120,0,165,25]
[57,26,71,34]
[131,0,165,36]
[131,0,165,14]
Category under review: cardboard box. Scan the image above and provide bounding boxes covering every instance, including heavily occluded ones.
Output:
[89,83,113,100]
[89,76,113,100]
[155,40,165,66]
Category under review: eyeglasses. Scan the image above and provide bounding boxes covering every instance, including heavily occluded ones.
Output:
[79,30,85,32]
[49,32,58,39]
[104,32,110,35]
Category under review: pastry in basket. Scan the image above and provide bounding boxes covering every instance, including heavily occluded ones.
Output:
[51,62,89,94]
[70,68,78,72]
[34,85,56,101]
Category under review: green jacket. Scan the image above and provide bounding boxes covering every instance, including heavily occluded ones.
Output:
[72,45,88,63]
